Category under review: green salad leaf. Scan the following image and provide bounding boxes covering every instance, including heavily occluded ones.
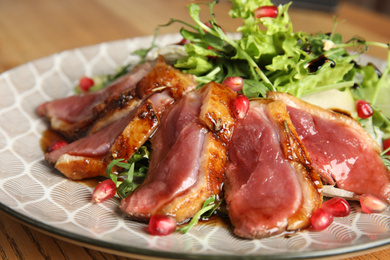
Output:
[105,145,150,199]
[176,195,222,234]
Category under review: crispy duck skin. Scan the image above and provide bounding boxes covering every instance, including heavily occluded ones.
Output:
[89,57,196,135]
[37,61,155,140]
[224,99,322,239]
[268,92,390,204]
[199,82,237,143]
[42,56,197,180]
[48,100,159,180]
[87,92,142,136]
[120,83,235,223]
[136,56,196,100]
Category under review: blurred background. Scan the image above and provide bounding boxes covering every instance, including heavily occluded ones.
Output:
[344,0,390,15]
[1,0,390,73]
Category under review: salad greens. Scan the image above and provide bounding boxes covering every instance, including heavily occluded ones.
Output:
[105,145,149,199]
[153,0,390,134]
[93,0,390,232]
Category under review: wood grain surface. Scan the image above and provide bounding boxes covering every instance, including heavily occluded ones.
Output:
[0,0,389,259]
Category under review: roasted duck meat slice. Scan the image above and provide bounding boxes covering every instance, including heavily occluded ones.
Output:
[88,57,196,135]
[37,61,155,139]
[120,84,234,223]
[136,56,197,99]
[120,92,204,222]
[268,92,390,204]
[224,99,322,239]
[120,122,225,223]
[147,92,202,172]
[38,56,197,140]
[155,131,226,221]
[45,99,159,180]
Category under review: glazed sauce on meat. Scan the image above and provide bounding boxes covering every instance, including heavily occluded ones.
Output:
[40,129,100,187]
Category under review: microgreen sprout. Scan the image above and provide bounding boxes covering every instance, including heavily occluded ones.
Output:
[106,145,150,199]
[177,195,222,234]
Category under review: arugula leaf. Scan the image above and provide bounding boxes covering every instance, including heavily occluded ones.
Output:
[176,195,222,234]
[105,145,150,199]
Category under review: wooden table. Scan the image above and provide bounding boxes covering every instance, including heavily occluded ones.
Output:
[0,0,389,259]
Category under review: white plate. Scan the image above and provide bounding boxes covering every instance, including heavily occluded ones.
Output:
[0,34,389,259]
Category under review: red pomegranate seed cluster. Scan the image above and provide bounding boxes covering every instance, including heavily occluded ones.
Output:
[310,197,350,231]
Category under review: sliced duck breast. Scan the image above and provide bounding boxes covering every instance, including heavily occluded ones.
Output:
[37,61,155,139]
[120,82,235,223]
[37,56,197,140]
[224,99,322,239]
[268,92,390,204]
[45,99,159,180]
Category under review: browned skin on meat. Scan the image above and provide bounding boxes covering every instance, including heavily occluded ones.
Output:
[38,61,155,140]
[267,92,380,153]
[265,100,323,230]
[156,132,226,223]
[43,57,198,181]
[83,57,196,136]
[199,82,237,143]
[110,102,158,160]
[88,93,142,135]
[268,92,390,203]
[136,56,196,100]
[55,100,159,180]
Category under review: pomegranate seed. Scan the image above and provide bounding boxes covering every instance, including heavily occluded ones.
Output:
[148,215,177,236]
[254,6,278,19]
[79,76,94,92]
[231,94,250,119]
[47,140,68,152]
[322,197,351,217]
[360,194,388,214]
[356,100,374,119]
[223,76,244,92]
[310,208,334,230]
[92,179,117,203]
[382,138,390,155]
[177,38,191,45]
